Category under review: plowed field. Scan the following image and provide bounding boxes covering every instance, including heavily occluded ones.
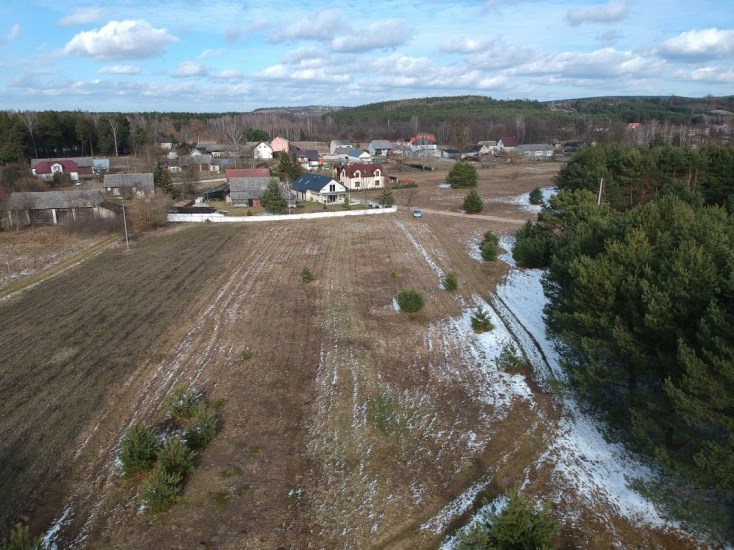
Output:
[0,163,701,548]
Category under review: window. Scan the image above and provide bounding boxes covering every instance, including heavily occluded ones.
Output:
[329,184,336,192]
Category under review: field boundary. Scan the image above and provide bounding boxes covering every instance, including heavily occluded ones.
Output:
[168,206,397,223]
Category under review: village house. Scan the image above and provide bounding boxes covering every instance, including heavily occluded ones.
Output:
[270,136,290,154]
[329,139,351,153]
[339,163,385,190]
[292,173,347,204]
[515,144,554,159]
[32,160,90,183]
[253,141,273,160]
[226,168,272,207]
[296,149,320,171]
[496,137,520,152]
[104,173,155,197]
[368,140,393,156]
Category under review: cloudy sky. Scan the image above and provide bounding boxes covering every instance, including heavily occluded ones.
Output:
[1,0,732,112]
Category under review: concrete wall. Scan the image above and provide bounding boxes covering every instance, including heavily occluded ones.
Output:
[168,206,397,223]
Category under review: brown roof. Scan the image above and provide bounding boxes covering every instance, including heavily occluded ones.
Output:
[226,168,270,179]
[341,163,384,178]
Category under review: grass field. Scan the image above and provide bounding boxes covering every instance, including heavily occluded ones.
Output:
[0,162,702,549]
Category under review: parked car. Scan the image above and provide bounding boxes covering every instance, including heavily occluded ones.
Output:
[412,209,422,218]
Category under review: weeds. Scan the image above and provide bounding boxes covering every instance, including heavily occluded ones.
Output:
[299,266,314,283]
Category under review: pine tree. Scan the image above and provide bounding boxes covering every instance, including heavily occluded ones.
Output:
[260,179,286,213]
[379,187,394,207]
[447,161,478,188]
[463,188,484,213]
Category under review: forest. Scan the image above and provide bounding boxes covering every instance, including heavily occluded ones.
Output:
[514,143,733,535]
[1,95,731,167]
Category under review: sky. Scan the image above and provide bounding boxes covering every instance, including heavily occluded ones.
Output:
[0,0,732,113]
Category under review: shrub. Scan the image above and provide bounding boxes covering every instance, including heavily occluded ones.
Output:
[157,437,195,478]
[463,189,484,214]
[299,266,314,283]
[343,197,351,210]
[443,272,458,291]
[184,405,218,450]
[167,386,201,421]
[396,289,425,313]
[141,467,182,514]
[1,522,45,550]
[529,187,544,205]
[471,307,494,333]
[128,196,172,231]
[119,423,160,477]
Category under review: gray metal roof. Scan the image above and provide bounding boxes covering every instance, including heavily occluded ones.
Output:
[229,176,273,201]
[6,190,105,210]
[103,173,155,188]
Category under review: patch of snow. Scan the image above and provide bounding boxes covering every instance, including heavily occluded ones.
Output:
[486,186,557,213]
[438,183,452,189]
[492,238,677,532]
[43,505,72,550]
[420,477,493,534]
[440,495,508,549]
[392,297,400,312]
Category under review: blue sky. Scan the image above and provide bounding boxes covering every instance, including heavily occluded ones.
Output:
[1,0,732,112]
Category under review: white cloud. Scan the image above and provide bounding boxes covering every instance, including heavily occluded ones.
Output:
[659,28,734,61]
[567,1,629,26]
[332,20,411,52]
[441,37,492,55]
[1,23,20,44]
[63,20,178,61]
[506,48,661,80]
[213,69,244,79]
[269,9,343,42]
[674,66,734,83]
[99,65,141,75]
[198,49,224,59]
[59,9,105,26]
[174,61,208,78]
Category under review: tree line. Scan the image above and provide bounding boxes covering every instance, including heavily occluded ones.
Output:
[514,144,733,535]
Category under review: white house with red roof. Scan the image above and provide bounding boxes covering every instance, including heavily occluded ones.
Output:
[32,160,86,183]
[497,137,520,152]
[339,163,386,190]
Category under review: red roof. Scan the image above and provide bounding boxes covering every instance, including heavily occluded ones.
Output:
[500,136,519,147]
[0,186,9,199]
[341,163,384,178]
[225,168,270,179]
[34,160,80,174]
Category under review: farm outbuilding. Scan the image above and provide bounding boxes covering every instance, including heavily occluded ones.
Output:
[2,189,113,228]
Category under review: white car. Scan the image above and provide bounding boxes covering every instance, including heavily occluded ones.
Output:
[412,209,422,218]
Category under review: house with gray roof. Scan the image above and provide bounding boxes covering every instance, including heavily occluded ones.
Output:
[2,189,112,228]
[226,168,273,207]
[292,173,347,204]
[515,144,554,159]
[104,173,155,197]
[368,140,393,156]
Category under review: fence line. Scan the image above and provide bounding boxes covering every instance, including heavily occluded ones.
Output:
[168,206,398,223]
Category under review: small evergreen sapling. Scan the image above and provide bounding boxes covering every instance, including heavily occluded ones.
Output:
[396,289,425,313]
[119,423,160,477]
[141,467,182,514]
[470,307,494,333]
[157,436,195,478]
[443,272,458,291]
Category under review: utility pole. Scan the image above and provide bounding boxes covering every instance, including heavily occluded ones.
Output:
[597,177,604,205]
[121,196,130,250]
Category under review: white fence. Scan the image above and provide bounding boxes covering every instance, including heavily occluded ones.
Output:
[168,206,397,223]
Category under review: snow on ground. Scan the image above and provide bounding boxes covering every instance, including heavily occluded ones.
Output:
[438,234,678,547]
[485,186,557,214]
